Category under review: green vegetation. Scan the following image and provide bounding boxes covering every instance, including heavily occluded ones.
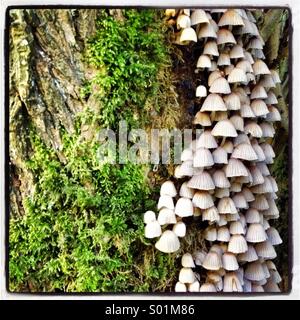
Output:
[84,9,170,128]
[9,9,179,292]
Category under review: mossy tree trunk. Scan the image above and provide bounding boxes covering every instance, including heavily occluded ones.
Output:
[9,9,98,218]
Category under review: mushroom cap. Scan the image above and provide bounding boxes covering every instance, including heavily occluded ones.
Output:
[266,227,282,245]
[176,160,194,177]
[245,261,266,281]
[188,280,201,292]
[193,147,214,168]
[203,40,219,56]
[260,123,275,138]
[201,93,227,112]
[232,143,258,161]
[256,161,270,176]
[173,221,187,237]
[144,210,156,224]
[225,158,249,177]
[265,91,278,105]
[211,119,238,137]
[217,226,230,242]
[175,281,187,292]
[251,99,269,117]
[177,14,191,29]
[223,140,234,152]
[165,9,177,17]
[204,226,218,241]
[244,121,263,138]
[160,180,177,197]
[199,283,217,292]
[197,54,212,68]
[255,240,277,259]
[230,44,245,59]
[145,221,162,239]
[181,148,193,162]
[217,53,231,66]
[208,70,223,86]
[246,223,267,243]
[242,187,255,202]
[249,166,265,185]
[240,103,255,118]
[228,67,247,83]
[250,195,270,211]
[259,74,276,88]
[245,208,261,223]
[251,85,268,99]
[192,190,214,209]
[187,171,215,190]
[230,115,244,131]
[230,182,242,193]
[202,251,222,270]
[195,85,207,97]
[180,27,198,43]
[252,48,266,59]
[179,182,195,199]
[190,9,209,25]
[157,208,177,225]
[222,252,239,271]
[155,230,180,253]
[229,220,245,235]
[270,69,281,84]
[212,147,228,164]
[182,253,196,268]
[217,197,238,214]
[234,133,250,146]
[248,37,264,49]
[223,272,243,292]
[216,213,228,226]
[218,9,245,26]
[237,244,258,262]
[196,130,218,149]
[224,93,241,110]
[212,111,228,122]
[179,267,195,284]
[193,250,207,266]
[157,195,174,210]
[251,144,266,163]
[209,77,231,94]
[236,60,253,73]
[198,22,218,39]
[251,177,274,194]
[264,279,281,292]
[202,206,220,222]
[244,51,255,64]
[253,59,271,76]
[213,170,231,188]
[193,111,211,126]
[228,234,248,253]
[217,28,237,44]
[175,197,194,217]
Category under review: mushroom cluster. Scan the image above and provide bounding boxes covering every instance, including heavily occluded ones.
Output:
[144,8,283,293]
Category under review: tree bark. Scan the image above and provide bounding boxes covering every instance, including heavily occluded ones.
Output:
[9,9,97,217]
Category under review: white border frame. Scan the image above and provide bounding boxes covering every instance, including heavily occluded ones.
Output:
[1,0,299,300]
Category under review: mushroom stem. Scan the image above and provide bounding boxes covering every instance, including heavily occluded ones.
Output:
[220,136,227,147]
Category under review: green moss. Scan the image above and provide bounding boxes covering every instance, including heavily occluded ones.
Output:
[9,9,179,292]
[84,9,170,129]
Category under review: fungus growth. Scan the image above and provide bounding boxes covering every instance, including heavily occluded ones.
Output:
[144,8,283,293]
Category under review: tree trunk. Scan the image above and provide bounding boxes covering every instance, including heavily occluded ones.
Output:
[9,9,97,217]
